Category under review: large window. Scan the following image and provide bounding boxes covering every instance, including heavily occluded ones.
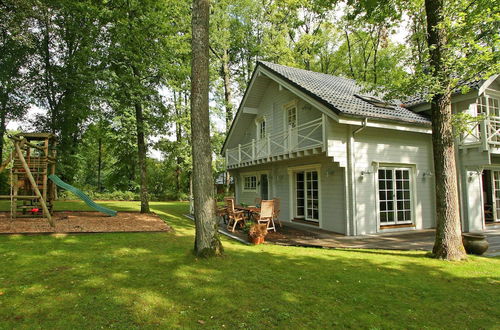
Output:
[378,167,412,225]
[477,96,500,116]
[295,170,319,222]
[243,175,257,191]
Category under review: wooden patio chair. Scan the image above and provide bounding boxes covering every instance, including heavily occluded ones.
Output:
[272,197,282,228]
[256,200,276,232]
[226,198,247,232]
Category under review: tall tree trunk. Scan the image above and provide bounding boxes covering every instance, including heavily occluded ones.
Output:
[344,30,356,79]
[134,100,150,213]
[190,0,223,257]
[174,90,182,196]
[222,48,233,194]
[425,0,466,260]
[97,136,102,192]
[0,106,6,162]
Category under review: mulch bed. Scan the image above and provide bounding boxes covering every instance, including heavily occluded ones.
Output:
[0,211,171,234]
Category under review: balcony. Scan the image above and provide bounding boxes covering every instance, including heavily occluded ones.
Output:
[226,117,325,169]
[458,116,500,151]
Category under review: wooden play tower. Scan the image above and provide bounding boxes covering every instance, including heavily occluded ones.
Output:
[0,133,57,226]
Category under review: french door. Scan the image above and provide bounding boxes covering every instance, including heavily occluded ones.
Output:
[489,170,500,222]
[378,168,412,225]
[295,170,319,222]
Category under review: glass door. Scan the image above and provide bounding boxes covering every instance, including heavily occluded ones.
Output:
[260,174,269,200]
[295,170,319,222]
[286,105,298,151]
[492,170,500,221]
[378,168,412,225]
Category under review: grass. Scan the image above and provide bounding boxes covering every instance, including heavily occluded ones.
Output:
[0,201,499,329]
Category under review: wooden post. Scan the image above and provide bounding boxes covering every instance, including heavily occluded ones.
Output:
[11,174,18,220]
[14,141,54,227]
[0,151,13,173]
[252,139,255,161]
[267,135,271,158]
[42,138,49,202]
[481,118,489,151]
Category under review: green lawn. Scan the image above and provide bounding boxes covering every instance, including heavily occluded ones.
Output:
[0,201,499,329]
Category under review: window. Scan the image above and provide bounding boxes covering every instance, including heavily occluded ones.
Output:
[477,96,499,116]
[378,167,412,225]
[257,119,266,139]
[243,175,257,191]
[286,105,297,128]
[355,94,396,109]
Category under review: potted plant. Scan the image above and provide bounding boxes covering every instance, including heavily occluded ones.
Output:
[248,223,268,245]
[462,233,489,255]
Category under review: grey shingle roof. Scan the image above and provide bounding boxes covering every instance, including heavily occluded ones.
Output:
[259,61,431,125]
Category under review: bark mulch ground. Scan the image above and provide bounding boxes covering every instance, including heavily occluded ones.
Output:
[0,211,171,234]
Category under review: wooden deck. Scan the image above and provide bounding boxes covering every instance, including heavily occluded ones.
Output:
[267,224,500,257]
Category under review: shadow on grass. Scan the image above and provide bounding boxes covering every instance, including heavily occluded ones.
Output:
[0,201,498,328]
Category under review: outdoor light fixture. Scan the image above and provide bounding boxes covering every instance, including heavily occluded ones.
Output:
[361,169,373,176]
[422,170,433,177]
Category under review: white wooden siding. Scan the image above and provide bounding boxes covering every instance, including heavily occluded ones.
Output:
[351,127,436,234]
[231,154,346,234]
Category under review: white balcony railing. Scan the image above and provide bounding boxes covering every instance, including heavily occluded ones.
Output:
[226,117,324,167]
[459,116,500,150]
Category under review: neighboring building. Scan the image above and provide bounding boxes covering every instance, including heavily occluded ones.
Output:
[221,61,500,235]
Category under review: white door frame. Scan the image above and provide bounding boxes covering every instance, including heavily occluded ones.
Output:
[288,164,322,227]
[374,164,417,230]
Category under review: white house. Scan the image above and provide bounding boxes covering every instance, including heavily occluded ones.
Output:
[221,61,500,236]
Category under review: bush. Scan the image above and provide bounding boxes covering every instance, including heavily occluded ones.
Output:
[58,190,140,201]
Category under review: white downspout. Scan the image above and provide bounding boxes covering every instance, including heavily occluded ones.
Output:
[348,118,368,236]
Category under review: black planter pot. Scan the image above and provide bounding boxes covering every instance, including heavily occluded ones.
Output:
[462,233,489,255]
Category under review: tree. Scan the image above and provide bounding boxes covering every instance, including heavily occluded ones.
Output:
[104,0,188,212]
[191,0,223,257]
[353,0,499,260]
[0,0,33,161]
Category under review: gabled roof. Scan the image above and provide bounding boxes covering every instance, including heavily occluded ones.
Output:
[258,61,431,125]
[221,61,432,154]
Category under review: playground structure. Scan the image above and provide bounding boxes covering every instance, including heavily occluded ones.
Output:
[0,133,57,225]
[0,133,117,228]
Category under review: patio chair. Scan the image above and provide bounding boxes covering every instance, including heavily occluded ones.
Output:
[226,198,247,232]
[272,197,282,228]
[256,200,276,232]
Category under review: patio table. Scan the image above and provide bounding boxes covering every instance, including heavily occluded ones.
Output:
[235,206,260,220]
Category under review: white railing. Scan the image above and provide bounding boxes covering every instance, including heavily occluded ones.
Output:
[226,117,324,167]
[459,116,500,149]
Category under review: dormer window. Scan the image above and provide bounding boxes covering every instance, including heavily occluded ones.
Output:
[355,94,396,109]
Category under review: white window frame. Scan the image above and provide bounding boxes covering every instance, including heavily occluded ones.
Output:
[242,175,257,192]
[283,100,298,128]
[256,117,266,140]
[375,165,416,228]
